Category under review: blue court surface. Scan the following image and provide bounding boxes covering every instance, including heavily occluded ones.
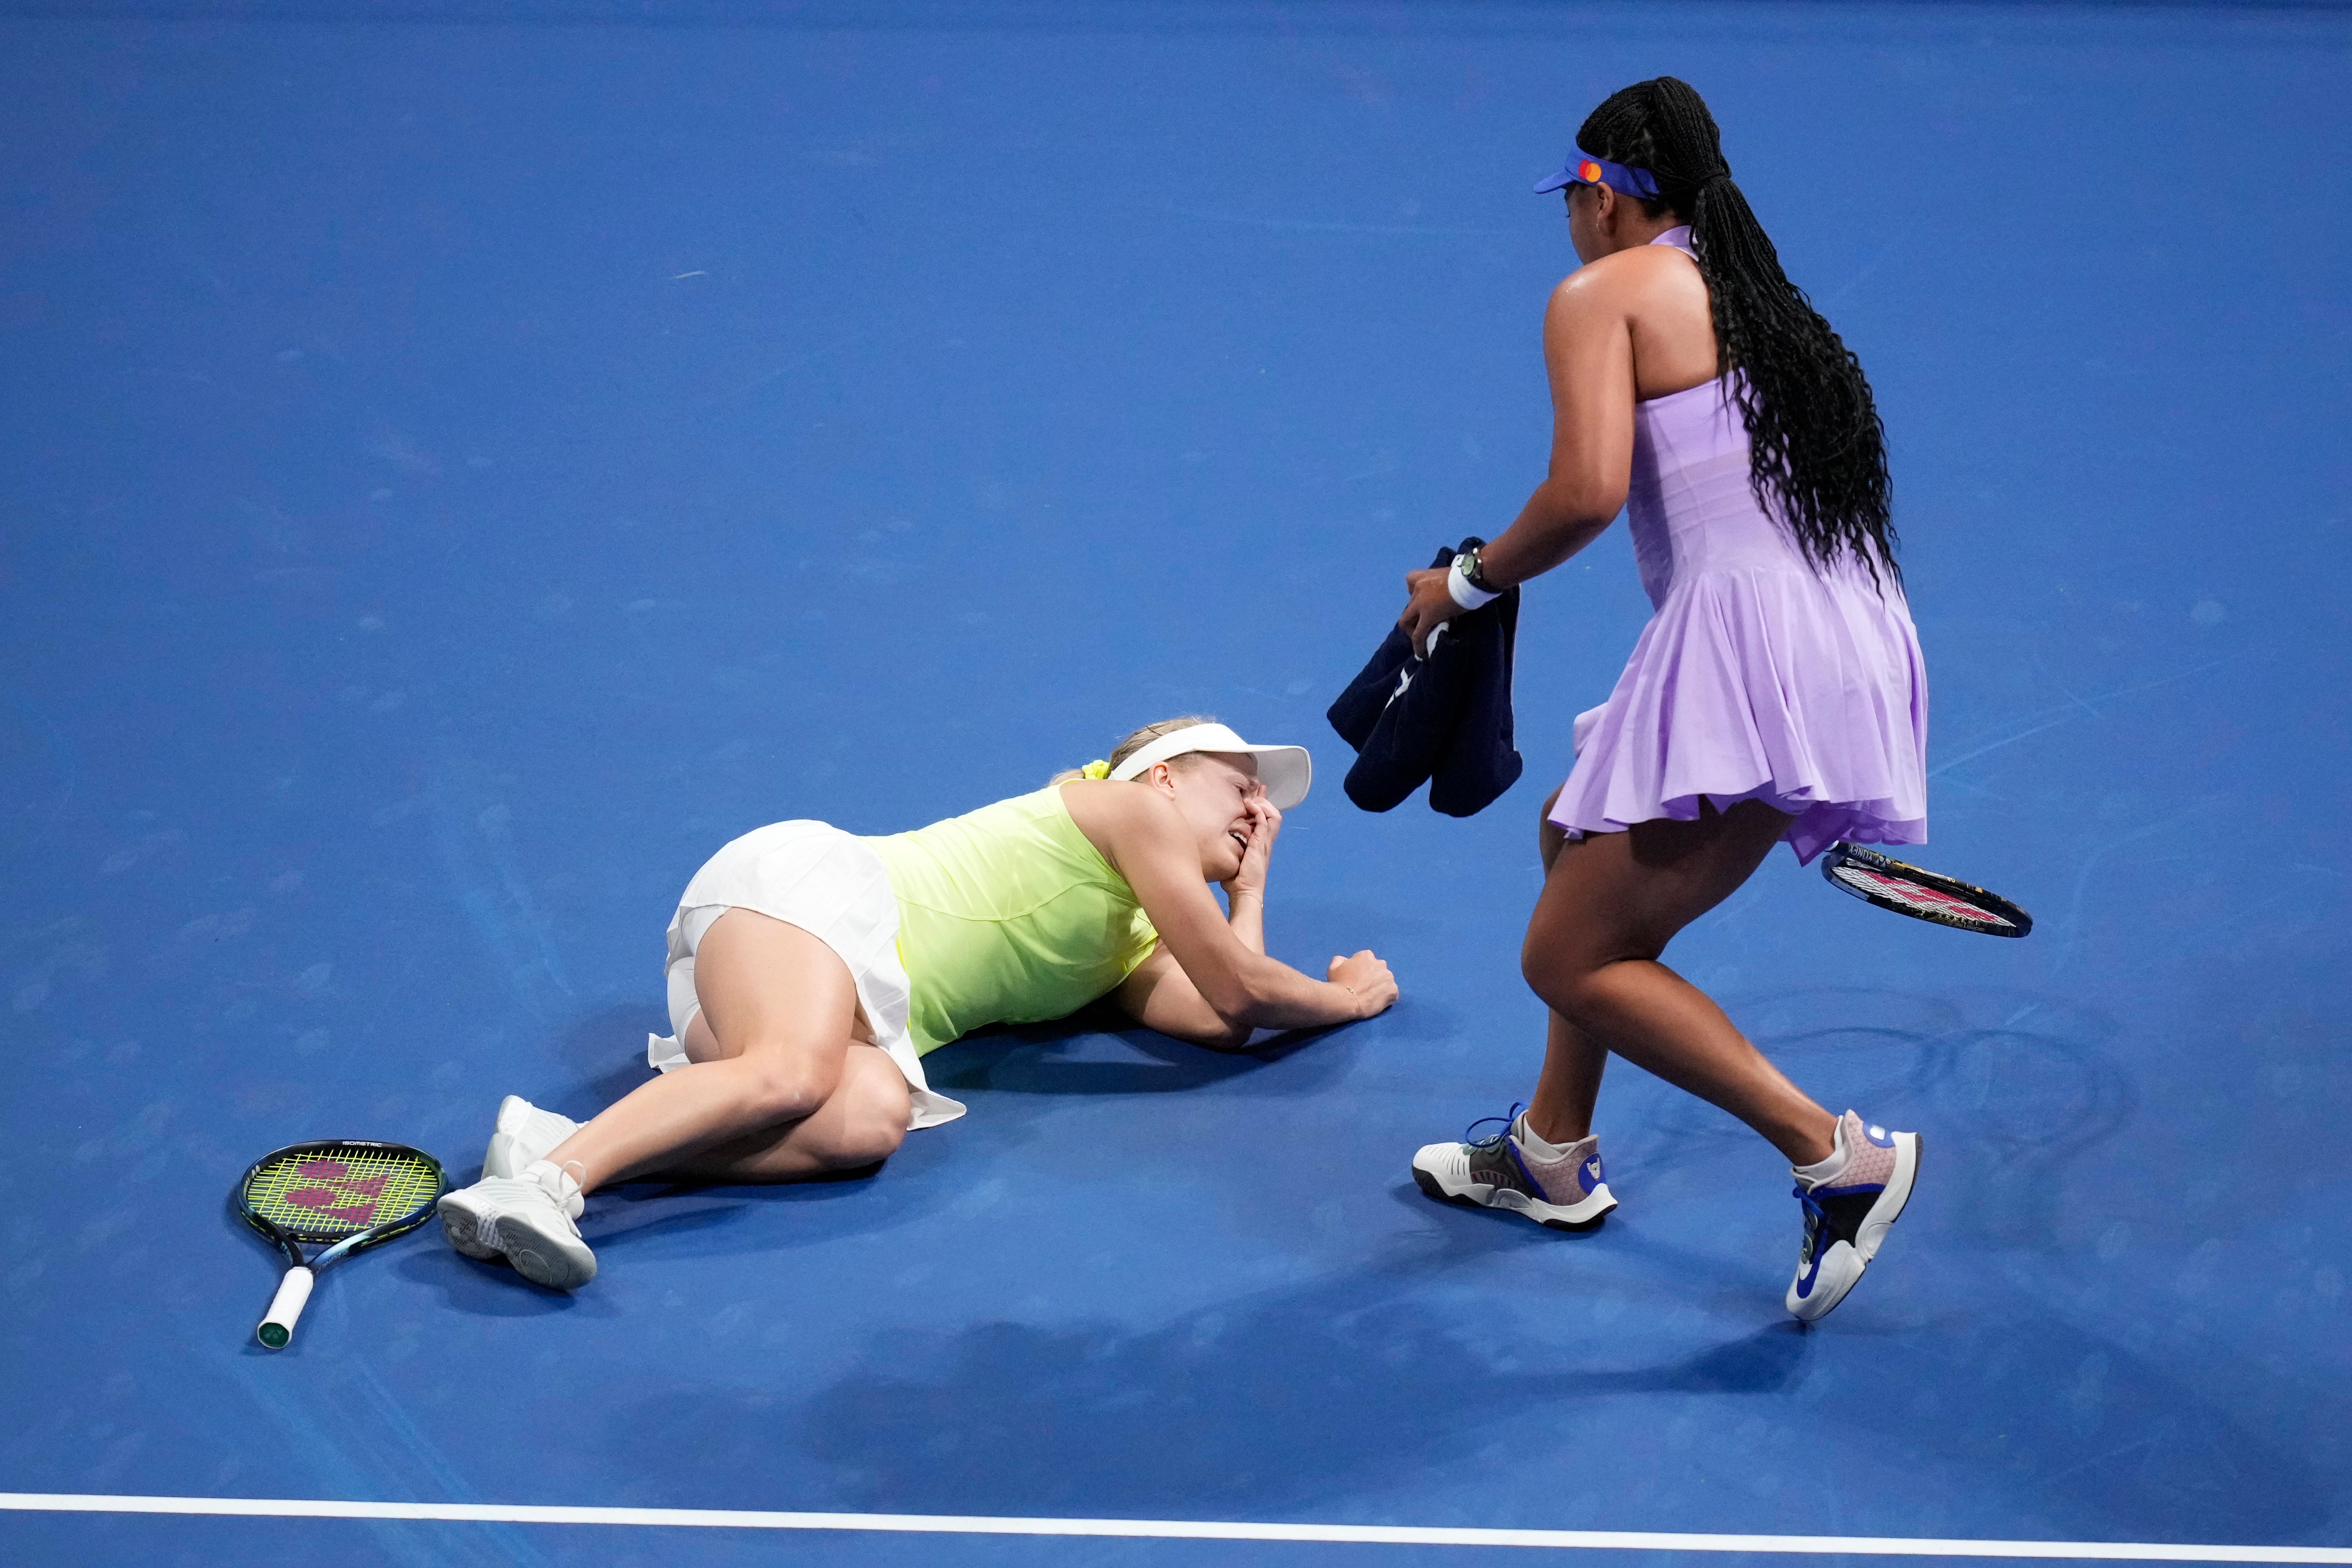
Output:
[3,1,2348,1564]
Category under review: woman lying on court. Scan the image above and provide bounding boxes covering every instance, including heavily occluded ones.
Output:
[1397,78,1928,1321]
[435,718,1399,1289]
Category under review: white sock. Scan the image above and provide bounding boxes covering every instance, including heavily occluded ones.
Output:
[1791,1116,1852,1188]
[522,1158,586,1218]
[1512,1112,1586,1163]
[499,1097,580,1148]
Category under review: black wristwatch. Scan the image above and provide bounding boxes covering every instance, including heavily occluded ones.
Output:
[1454,545,1496,593]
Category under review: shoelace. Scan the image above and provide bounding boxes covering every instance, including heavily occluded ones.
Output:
[1793,1183,1826,1264]
[1461,1101,1530,1150]
[1461,1102,1551,1196]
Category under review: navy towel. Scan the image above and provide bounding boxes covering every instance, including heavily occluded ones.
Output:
[1326,539,1524,817]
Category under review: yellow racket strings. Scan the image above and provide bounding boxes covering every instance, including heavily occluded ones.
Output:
[245,1146,440,1238]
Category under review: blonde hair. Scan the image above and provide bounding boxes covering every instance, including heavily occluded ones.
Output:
[1050,714,1220,787]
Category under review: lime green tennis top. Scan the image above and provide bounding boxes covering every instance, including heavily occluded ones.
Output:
[863,787,1161,1056]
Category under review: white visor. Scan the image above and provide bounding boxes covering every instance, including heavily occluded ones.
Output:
[1106,722,1312,810]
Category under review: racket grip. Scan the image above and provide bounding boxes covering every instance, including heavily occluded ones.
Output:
[257,1266,314,1349]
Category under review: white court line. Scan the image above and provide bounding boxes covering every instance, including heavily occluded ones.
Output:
[1,1494,2347,1561]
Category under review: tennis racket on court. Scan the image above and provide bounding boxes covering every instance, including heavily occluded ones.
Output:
[237,1140,444,1349]
[1820,842,2033,937]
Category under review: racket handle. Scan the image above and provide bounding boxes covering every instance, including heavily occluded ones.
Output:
[256,1266,314,1349]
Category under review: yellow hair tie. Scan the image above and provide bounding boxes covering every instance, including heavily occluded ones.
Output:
[1080,759,1111,781]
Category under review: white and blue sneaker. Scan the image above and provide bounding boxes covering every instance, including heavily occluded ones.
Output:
[482,1094,581,1180]
[1412,1104,1617,1232]
[1786,1110,1920,1322]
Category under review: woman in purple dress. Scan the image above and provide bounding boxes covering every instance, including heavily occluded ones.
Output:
[1397,78,1928,1322]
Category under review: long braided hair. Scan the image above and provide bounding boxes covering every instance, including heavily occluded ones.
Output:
[1578,77,1898,583]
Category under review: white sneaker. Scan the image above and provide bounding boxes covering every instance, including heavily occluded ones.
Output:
[1786,1111,1920,1323]
[1411,1104,1617,1232]
[437,1160,598,1289]
[482,1095,581,1179]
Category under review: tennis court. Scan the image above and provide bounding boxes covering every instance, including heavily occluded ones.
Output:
[2,2,2346,1563]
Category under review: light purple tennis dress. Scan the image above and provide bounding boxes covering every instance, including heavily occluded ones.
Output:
[1547,227,1928,865]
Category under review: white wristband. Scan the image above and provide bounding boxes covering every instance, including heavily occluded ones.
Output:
[1447,560,1501,611]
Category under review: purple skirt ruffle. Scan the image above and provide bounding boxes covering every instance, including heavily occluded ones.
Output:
[1547,565,1928,865]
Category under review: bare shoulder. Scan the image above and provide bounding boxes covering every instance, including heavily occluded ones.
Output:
[1549,245,1697,316]
[1548,246,1713,392]
[1057,779,1185,866]
[1543,254,1642,353]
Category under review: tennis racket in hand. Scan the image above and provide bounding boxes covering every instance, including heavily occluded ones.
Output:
[237,1140,444,1349]
[1820,842,2033,937]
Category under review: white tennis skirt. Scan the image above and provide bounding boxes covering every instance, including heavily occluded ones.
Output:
[646,820,966,1131]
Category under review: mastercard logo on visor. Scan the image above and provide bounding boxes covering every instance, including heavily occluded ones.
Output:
[1576,160,1604,183]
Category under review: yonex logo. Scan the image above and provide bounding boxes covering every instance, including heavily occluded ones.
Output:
[282,1158,393,1226]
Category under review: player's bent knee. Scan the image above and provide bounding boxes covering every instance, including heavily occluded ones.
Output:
[810,1054,909,1168]
[809,1099,907,1170]
[838,1114,907,1169]
[1520,947,1572,1016]
[1521,944,1606,1024]
[733,1062,838,1125]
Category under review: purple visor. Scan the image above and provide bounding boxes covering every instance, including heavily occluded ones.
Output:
[1534,148,1660,200]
